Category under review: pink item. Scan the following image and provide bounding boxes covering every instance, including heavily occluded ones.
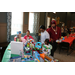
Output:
[21,37,27,44]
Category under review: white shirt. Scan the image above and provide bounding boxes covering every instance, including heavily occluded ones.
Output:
[42,44,52,55]
[41,30,50,44]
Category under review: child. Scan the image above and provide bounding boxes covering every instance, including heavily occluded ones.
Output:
[24,30,34,41]
[42,39,52,56]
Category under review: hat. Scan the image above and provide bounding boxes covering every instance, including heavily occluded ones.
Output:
[51,20,56,25]
[40,25,45,30]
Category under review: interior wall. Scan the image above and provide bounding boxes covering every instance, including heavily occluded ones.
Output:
[66,12,72,28]
[0,12,7,43]
[48,12,67,28]
[23,12,29,33]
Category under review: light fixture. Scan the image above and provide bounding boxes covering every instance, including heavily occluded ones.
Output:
[53,12,56,14]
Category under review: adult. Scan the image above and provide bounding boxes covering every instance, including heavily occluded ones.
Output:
[65,26,70,35]
[40,25,50,44]
[61,24,66,36]
[47,20,61,57]
[24,30,34,40]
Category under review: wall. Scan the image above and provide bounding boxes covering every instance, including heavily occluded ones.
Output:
[66,12,72,28]
[48,12,67,27]
[39,12,45,25]
[23,12,46,33]
[66,12,75,27]
[0,12,7,43]
[23,12,29,33]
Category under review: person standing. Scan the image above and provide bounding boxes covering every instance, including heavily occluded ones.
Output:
[47,20,61,57]
[61,24,66,36]
[40,25,50,45]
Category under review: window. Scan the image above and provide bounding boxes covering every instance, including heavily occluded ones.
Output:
[29,12,34,33]
[11,12,23,35]
[47,17,50,28]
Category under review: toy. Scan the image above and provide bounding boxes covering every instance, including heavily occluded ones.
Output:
[25,39,35,48]
[24,55,34,62]
[35,42,42,49]
[44,55,56,62]
[33,51,40,61]
[43,45,50,49]
[14,31,21,42]
[20,49,24,58]
[34,42,42,52]
[9,56,22,62]
[40,53,45,60]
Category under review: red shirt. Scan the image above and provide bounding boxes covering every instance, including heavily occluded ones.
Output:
[24,35,34,40]
[47,27,61,42]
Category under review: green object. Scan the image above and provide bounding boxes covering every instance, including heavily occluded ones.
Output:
[43,45,50,49]
[27,44,29,47]
[2,44,11,62]
[17,38,19,42]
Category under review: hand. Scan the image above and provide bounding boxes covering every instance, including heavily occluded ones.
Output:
[42,43,44,46]
[38,33,41,36]
[51,38,53,43]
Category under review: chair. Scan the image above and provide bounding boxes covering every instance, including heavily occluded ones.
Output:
[59,42,70,55]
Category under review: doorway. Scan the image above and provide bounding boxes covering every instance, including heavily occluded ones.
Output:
[47,17,50,28]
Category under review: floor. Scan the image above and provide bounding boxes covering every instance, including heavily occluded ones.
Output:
[54,48,75,62]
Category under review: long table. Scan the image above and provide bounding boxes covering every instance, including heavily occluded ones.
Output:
[62,36,75,46]
[2,44,11,62]
[2,44,21,62]
[1,44,34,62]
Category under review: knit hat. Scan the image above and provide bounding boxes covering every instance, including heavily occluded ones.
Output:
[51,20,56,25]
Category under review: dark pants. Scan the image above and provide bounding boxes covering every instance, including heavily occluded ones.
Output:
[50,41,57,57]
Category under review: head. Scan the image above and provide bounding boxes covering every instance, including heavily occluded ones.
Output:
[65,26,67,28]
[26,30,30,36]
[51,20,56,28]
[40,25,45,32]
[49,25,51,28]
[44,39,49,45]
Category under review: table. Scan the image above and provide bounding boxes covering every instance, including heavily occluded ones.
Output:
[1,43,41,62]
[62,36,75,46]
[69,33,75,37]
[2,44,34,62]
[2,44,11,62]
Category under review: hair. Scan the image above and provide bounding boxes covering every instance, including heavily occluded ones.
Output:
[45,39,49,44]
[49,25,51,28]
[26,30,30,33]
[40,25,45,30]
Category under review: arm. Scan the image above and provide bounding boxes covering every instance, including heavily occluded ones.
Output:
[24,35,27,40]
[46,31,50,40]
[30,35,34,39]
